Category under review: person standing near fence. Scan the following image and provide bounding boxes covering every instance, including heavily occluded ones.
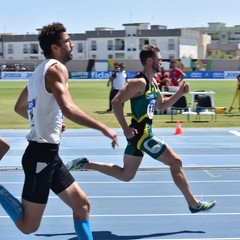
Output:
[106,62,119,112]
[106,62,128,112]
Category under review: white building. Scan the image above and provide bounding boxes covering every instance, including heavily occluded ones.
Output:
[0,23,209,62]
[189,22,240,59]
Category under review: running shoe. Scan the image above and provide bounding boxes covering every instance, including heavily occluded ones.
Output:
[66,157,89,171]
[189,200,216,213]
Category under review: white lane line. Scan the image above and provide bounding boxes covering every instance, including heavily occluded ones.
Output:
[229,130,240,136]
[1,212,240,218]
[43,194,240,199]
[2,179,240,184]
[7,194,240,200]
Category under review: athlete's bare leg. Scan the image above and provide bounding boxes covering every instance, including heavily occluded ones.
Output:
[86,154,143,182]
[157,145,199,208]
[14,181,90,234]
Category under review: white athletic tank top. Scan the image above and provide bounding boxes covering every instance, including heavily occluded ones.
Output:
[112,71,127,90]
[26,59,63,144]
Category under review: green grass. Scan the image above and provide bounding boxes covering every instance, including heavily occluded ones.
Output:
[0,80,239,129]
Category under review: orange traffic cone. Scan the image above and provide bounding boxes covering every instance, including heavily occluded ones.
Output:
[175,120,183,135]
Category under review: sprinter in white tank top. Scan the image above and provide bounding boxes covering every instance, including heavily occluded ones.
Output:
[0,22,118,240]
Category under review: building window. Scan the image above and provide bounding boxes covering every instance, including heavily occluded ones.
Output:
[108,40,113,50]
[23,44,28,54]
[108,54,113,59]
[78,43,83,53]
[30,43,38,54]
[115,53,125,59]
[139,38,149,50]
[8,44,13,54]
[168,39,175,50]
[150,39,157,46]
[91,40,97,51]
[115,39,124,50]
[30,56,39,60]
[221,33,226,38]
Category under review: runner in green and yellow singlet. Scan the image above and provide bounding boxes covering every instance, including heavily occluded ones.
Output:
[69,44,216,215]
[126,72,167,159]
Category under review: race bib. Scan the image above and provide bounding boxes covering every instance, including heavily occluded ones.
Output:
[147,99,156,119]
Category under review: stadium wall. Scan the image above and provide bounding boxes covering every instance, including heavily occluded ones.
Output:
[1,70,239,80]
[1,59,240,72]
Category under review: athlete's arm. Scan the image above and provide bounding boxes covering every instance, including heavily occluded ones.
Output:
[0,137,10,161]
[46,63,118,148]
[14,86,28,119]
[178,68,186,83]
[156,81,189,111]
[112,78,145,138]
[107,75,114,87]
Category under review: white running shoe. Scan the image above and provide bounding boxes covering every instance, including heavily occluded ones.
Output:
[66,157,89,171]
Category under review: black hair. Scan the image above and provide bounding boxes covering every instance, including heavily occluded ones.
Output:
[38,22,66,58]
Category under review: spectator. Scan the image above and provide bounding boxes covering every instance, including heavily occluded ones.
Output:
[0,64,7,71]
[155,66,171,91]
[169,59,186,86]
[106,62,128,112]
[106,62,119,111]
[192,60,200,71]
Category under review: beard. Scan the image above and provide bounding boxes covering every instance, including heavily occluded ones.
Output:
[61,48,73,64]
[152,63,161,73]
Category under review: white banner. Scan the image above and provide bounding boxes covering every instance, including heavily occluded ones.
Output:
[224,71,240,79]
[0,71,33,80]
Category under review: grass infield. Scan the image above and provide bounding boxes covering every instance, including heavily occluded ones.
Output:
[0,80,239,129]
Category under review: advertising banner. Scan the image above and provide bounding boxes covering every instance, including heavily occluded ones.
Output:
[1,71,238,80]
[185,71,225,79]
[224,71,240,79]
[0,71,33,80]
[68,71,138,80]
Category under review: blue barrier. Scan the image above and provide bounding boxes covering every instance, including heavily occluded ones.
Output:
[1,71,239,80]
[185,71,225,79]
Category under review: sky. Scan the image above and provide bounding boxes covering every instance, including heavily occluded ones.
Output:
[1,0,240,34]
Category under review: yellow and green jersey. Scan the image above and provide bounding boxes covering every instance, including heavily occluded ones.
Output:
[125,72,167,158]
[130,72,158,124]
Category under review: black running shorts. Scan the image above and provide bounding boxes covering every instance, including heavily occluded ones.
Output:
[21,141,75,204]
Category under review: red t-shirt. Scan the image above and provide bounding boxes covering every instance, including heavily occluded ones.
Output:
[155,71,169,83]
[155,71,170,91]
[169,68,185,86]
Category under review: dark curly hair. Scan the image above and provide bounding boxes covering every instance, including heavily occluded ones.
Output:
[139,44,160,66]
[38,22,66,58]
